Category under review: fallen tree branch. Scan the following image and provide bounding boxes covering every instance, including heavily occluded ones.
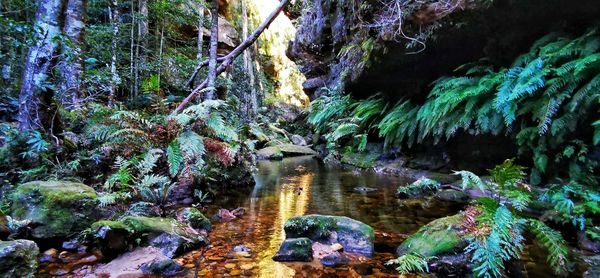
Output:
[173,0,290,114]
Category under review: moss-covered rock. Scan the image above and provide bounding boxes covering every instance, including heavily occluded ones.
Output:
[284,215,375,256]
[10,181,98,238]
[176,207,211,231]
[257,144,316,160]
[90,216,209,259]
[396,214,466,257]
[272,238,313,262]
[0,239,39,278]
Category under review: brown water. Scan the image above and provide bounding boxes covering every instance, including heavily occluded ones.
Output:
[176,155,465,277]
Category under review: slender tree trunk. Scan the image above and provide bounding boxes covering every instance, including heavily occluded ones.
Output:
[18,0,66,131]
[129,0,136,98]
[109,0,120,108]
[157,23,164,90]
[197,6,204,62]
[60,0,86,109]
[206,0,219,100]
[241,0,257,117]
[135,0,148,96]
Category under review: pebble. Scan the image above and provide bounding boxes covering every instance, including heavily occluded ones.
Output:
[41,248,59,263]
[230,269,242,276]
[240,264,254,270]
[224,263,236,269]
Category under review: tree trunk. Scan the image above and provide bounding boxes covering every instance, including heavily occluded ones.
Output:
[109,0,120,108]
[174,0,290,114]
[18,0,66,131]
[206,0,219,100]
[157,23,164,90]
[197,6,204,62]
[241,0,257,117]
[129,0,136,97]
[59,0,86,109]
[135,0,148,97]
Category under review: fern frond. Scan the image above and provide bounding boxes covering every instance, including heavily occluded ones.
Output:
[167,140,183,177]
[527,219,568,275]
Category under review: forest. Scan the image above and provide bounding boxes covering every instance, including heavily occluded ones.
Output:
[0,0,599,277]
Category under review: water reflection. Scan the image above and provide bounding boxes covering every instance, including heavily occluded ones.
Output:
[183,156,462,277]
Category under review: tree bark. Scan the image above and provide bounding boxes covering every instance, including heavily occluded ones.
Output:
[241,0,257,117]
[174,0,290,114]
[206,0,219,100]
[109,0,120,108]
[59,0,86,109]
[18,0,66,131]
[129,0,136,97]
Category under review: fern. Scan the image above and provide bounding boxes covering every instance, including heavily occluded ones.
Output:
[167,140,183,177]
[453,170,487,193]
[386,253,432,274]
[397,177,441,197]
[527,219,568,275]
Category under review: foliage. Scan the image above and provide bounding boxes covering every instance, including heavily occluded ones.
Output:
[308,28,600,186]
[386,253,433,274]
[397,177,441,197]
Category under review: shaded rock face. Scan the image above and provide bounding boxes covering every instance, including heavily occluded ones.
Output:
[10,181,98,239]
[176,207,211,231]
[0,239,39,278]
[284,214,375,256]
[90,216,209,259]
[272,237,313,262]
[0,214,9,240]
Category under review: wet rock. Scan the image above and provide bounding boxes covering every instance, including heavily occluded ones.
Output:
[396,214,466,257]
[320,251,350,267]
[434,189,470,203]
[284,214,375,256]
[272,238,314,262]
[176,207,211,231]
[40,248,59,263]
[124,202,162,217]
[231,207,246,217]
[9,181,98,239]
[62,239,80,251]
[578,231,600,254]
[90,220,133,258]
[149,233,190,258]
[212,208,237,222]
[291,134,307,146]
[94,246,168,277]
[141,258,184,277]
[353,187,378,193]
[257,144,317,160]
[59,250,78,263]
[233,244,251,253]
[0,239,39,277]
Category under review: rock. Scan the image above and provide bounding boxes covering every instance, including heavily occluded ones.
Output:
[272,238,313,262]
[396,214,466,257]
[176,207,211,231]
[231,207,246,217]
[291,134,307,146]
[320,251,349,267]
[141,258,183,277]
[90,220,133,258]
[353,187,378,193]
[256,144,317,160]
[578,231,600,254]
[212,208,236,222]
[149,233,190,258]
[10,181,98,238]
[434,189,470,203]
[233,245,251,253]
[40,248,59,263]
[202,16,239,50]
[0,239,39,278]
[124,202,162,217]
[93,246,168,277]
[122,216,209,246]
[62,239,80,250]
[284,214,375,256]
[331,243,343,252]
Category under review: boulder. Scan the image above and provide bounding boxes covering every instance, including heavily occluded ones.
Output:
[272,238,313,262]
[396,214,466,257]
[90,220,134,258]
[256,144,316,160]
[93,246,169,277]
[320,251,350,267]
[284,215,375,256]
[10,181,98,238]
[0,239,39,278]
[176,207,211,231]
[434,189,470,203]
[212,208,237,223]
[291,134,307,146]
[141,258,183,277]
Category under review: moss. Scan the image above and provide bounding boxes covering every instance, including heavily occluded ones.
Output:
[272,237,314,262]
[0,239,39,277]
[177,207,211,231]
[397,214,465,257]
[91,220,133,233]
[10,181,98,238]
[341,152,380,169]
[257,144,316,160]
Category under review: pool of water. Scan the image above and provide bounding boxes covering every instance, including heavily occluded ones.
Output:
[176,156,465,277]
